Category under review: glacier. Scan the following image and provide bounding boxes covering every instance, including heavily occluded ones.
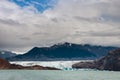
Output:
[10,60,92,70]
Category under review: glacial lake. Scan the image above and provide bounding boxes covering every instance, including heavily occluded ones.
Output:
[0,70,120,80]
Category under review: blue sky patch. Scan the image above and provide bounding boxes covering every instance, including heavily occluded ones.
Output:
[9,0,58,13]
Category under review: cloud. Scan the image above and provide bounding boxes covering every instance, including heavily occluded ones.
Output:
[0,0,120,53]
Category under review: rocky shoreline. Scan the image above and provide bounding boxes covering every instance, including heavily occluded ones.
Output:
[72,48,120,71]
[0,58,59,70]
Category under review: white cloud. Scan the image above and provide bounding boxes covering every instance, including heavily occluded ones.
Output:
[0,0,120,53]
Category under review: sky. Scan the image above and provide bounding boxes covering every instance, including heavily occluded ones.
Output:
[0,0,120,54]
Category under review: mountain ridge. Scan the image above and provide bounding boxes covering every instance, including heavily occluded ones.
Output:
[0,50,17,59]
[8,42,118,61]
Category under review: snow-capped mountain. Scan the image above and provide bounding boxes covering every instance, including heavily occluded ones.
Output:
[8,42,117,61]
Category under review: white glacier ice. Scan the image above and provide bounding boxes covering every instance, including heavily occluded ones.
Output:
[10,60,92,70]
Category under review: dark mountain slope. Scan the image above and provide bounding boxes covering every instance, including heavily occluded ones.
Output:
[0,50,16,59]
[72,48,120,71]
[8,42,117,61]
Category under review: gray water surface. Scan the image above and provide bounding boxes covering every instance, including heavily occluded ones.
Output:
[0,70,120,80]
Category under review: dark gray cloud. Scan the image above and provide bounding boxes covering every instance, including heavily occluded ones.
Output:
[89,32,120,37]
[51,18,59,23]
[74,16,104,23]
[0,19,21,26]
[20,37,31,40]
[32,32,49,36]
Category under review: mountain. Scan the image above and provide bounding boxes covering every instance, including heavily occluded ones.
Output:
[72,48,120,71]
[0,50,17,59]
[8,42,117,61]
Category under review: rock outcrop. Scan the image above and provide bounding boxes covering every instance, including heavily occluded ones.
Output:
[72,48,120,71]
[0,58,59,70]
[0,58,11,69]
